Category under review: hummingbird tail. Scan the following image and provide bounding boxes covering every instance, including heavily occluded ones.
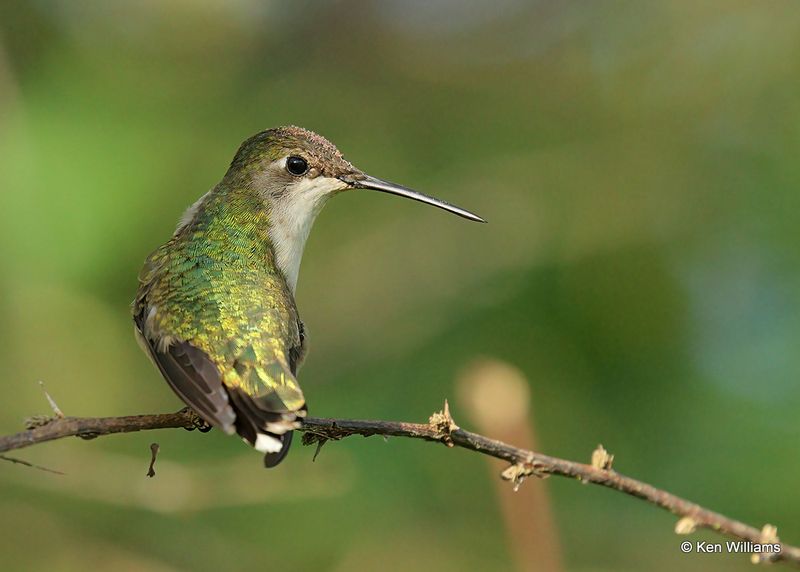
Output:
[263,431,293,468]
[242,428,293,468]
[228,387,303,468]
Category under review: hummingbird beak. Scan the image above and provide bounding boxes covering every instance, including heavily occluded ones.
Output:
[339,173,486,223]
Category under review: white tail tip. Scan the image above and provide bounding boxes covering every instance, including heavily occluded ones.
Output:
[253,433,283,453]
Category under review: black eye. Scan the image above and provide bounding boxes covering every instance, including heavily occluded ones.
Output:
[286,156,308,176]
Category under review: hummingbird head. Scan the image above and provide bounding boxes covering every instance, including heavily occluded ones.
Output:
[228,125,485,223]
[222,126,484,290]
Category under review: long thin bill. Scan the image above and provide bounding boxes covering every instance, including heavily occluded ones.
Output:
[344,174,486,223]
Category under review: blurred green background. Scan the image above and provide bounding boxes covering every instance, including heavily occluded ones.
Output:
[1,1,799,571]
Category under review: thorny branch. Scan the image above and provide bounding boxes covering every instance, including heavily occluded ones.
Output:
[0,403,797,566]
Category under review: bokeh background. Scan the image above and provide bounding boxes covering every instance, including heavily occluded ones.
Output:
[1,2,799,571]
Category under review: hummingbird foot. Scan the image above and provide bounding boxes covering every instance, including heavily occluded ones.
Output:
[179,407,214,433]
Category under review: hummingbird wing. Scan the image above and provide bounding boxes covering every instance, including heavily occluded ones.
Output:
[135,303,304,467]
[134,311,237,434]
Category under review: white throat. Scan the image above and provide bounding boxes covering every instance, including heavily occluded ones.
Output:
[268,176,345,292]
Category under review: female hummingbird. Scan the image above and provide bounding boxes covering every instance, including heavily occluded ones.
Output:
[133,126,484,467]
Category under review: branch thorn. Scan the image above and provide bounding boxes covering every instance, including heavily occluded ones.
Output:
[675,516,697,535]
[38,381,64,418]
[752,524,780,564]
[591,444,614,471]
[429,399,459,447]
[146,442,160,478]
[312,438,326,462]
[0,454,65,475]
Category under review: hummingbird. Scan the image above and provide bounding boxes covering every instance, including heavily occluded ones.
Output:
[133,126,484,467]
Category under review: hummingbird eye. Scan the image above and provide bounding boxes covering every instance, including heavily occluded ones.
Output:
[286,156,309,176]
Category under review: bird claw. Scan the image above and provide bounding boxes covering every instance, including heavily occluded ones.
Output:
[195,420,213,433]
[179,407,213,432]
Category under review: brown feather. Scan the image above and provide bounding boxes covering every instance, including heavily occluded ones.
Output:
[134,312,236,435]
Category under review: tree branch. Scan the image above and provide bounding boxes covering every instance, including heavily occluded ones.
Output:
[0,404,797,566]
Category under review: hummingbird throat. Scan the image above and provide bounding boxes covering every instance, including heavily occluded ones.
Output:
[267,176,345,292]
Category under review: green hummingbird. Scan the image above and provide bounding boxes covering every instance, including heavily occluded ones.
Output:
[133,126,484,467]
